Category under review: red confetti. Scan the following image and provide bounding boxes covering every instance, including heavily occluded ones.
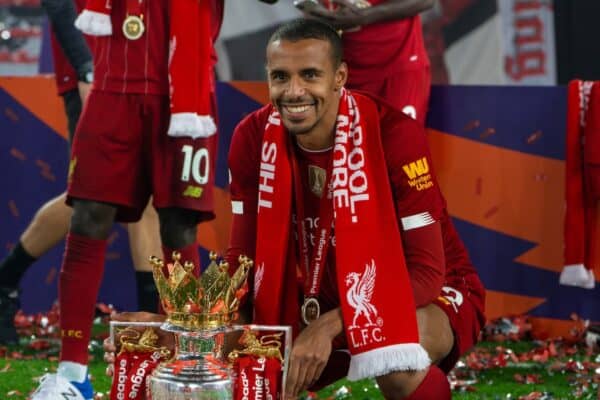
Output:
[4,107,19,122]
[526,130,543,144]
[463,119,480,132]
[479,127,496,139]
[9,147,26,161]
[45,267,57,285]
[41,170,56,182]
[475,178,482,195]
[8,200,19,217]
[484,205,500,219]
[96,303,114,315]
[107,231,119,246]
[35,159,50,169]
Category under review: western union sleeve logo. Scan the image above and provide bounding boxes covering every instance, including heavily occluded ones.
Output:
[402,157,429,179]
[402,157,434,191]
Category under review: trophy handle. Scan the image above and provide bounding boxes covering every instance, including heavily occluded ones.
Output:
[231,323,293,399]
[108,321,165,350]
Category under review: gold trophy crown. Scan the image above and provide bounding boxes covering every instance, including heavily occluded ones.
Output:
[150,252,253,331]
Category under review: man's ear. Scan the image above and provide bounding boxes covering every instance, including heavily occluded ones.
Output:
[335,61,348,91]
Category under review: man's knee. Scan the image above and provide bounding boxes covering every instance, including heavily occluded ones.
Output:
[417,304,454,364]
[157,207,198,248]
[376,368,428,399]
[70,199,117,239]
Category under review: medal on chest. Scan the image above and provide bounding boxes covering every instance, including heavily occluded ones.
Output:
[123,0,145,40]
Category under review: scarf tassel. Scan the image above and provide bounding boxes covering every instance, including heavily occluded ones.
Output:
[347,343,431,381]
[74,9,113,36]
[559,264,595,289]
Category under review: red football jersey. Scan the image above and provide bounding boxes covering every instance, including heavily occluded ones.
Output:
[92,0,169,95]
[227,93,483,307]
[93,0,223,95]
[342,1,430,86]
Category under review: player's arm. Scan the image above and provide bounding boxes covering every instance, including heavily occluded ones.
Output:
[41,0,93,85]
[303,0,434,31]
[225,115,264,322]
[383,112,445,308]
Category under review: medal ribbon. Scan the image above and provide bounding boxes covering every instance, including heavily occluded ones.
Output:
[126,0,144,18]
[290,144,334,302]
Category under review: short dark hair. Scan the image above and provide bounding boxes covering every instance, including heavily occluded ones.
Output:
[268,18,343,67]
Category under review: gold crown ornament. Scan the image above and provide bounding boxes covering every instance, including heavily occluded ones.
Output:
[150,252,253,331]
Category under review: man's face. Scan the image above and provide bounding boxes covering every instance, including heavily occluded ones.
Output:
[266,38,347,136]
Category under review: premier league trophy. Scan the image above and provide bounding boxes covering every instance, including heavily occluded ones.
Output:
[108,252,291,400]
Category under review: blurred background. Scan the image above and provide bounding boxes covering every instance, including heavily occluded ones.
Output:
[0,0,599,84]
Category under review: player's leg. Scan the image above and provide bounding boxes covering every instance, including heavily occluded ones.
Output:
[16,88,81,260]
[310,305,453,398]
[32,92,147,399]
[376,283,485,399]
[127,201,161,312]
[149,94,217,273]
[375,304,453,399]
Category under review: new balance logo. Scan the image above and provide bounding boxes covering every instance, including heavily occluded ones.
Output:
[183,185,203,198]
[402,157,429,179]
[61,388,78,399]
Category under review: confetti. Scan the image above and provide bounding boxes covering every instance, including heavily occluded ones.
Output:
[475,177,483,195]
[8,200,19,217]
[44,267,57,286]
[4,107,18,122]
[479,127,496,139]
[9,148,26,161]
[484,205,500,219]
[463,120,481,132]
[526,130,543,144]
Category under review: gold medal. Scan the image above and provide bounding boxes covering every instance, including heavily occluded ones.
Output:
[301,297,320,325]
[122,15,145,40]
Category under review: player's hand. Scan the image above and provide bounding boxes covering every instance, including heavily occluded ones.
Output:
[103,312,172,376]
[304,0,366,31]
[78,81,92,104]
[285,318,334,398]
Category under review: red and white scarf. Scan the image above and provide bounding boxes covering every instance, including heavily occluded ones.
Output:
[253,89,429,380]
[75,0,216,139]
[560,80,598,289]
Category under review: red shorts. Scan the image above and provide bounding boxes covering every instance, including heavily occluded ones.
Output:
[67,91,216,222]
[311,282,485,389]
[433,284,485,374]
[347,67,431,125]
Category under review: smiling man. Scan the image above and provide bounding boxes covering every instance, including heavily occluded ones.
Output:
[226,19,486,399]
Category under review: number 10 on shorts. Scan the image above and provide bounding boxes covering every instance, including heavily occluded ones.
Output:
[181,145,210,185]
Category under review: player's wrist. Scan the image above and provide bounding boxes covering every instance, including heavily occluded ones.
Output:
[77,60,94,84]
[315,307,344,340]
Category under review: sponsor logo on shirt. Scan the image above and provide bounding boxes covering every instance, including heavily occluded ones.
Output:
[402,157,434,191]
[182,185,203,198]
